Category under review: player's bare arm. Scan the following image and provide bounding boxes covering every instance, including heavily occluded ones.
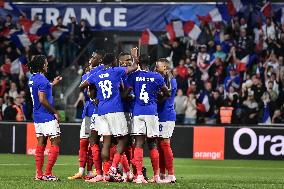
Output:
[51,76,63,86]
[126,47,139,74]
[38,91,59,120]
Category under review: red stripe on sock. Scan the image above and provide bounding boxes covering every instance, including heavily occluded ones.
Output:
[121,154,130,173]
[45,145,59,176]
[134,147,143,175]
[158,142,166,174]
[161,141,174,175]
[35,146,45,177]
[79,139,89,168]
[91,144,102,175]
[149,148,159,176]
[87,145,93,171]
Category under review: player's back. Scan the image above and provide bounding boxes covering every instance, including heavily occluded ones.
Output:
[28,73,55,123]
[128,70,164,116]
[158,77,177,122]
[94,67,127,115]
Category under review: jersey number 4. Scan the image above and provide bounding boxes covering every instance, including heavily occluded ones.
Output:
[139,84,149,103]
[98,80,112,99]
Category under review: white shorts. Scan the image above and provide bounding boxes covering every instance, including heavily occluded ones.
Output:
[80,117,91,139]
[35,119,61,139]
[90,114,99,131]
[159,121,175,139]
[96,112,128,137]
[125,112,132,134]
[132,115,159,138]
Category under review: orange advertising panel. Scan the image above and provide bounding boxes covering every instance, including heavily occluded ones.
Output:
[193,127,225,160]
[26,123,51,155]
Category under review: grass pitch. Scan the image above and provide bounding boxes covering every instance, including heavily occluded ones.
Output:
[0,154,284,189]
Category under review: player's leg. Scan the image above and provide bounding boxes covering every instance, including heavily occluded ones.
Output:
[133,135,147,183]
[34,135,47,180]
[146,116,170,183]
[68,118,89,180]
[44,120,61,181]
[160,121,176,183]
[158,138,166,179]
[101,135,112,181]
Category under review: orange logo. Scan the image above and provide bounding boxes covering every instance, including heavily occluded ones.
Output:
[193,127,225,160]
[26,123,51,155]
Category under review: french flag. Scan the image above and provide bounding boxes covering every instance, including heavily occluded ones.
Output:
[261,2,272,17]
[166,20,184,41]
[261,105,271,124]
[0,0,14,10]
[0,0,23,15]
[10,31,39,49]
[49,26,68,41]
[197,8,223,23]
[10,55,27,75]
[237,54,256,72]
[197,54,216,71]
[140,29,158,45]
[197,92,210,113]
[183,20,201,40]
[227,0,243,16]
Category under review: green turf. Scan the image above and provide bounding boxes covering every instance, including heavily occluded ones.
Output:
[0,154,284,189]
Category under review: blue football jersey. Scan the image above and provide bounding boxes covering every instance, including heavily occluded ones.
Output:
[85,65,105,115]
[127,70,165,116]
[81,73,96,118]
[93,67,127,115]
[122,74,134,113]
[158,77,177,122]
[28,73,55,123]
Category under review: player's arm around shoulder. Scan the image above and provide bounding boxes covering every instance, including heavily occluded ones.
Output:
[126,47,139,74]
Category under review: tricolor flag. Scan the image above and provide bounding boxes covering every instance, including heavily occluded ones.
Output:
[140,29,158,45]
[183,20,201,40]
[237,54,257,72]
[10,31,39,49]
[261,2,272,17]
[20,19,50,36]
[49,26,69,41]
[197,53,216,72]
[197,8,223,23]
[261,105,271,124]
[227,0,243,16]
[197,92,210,113]
[10,55,27,75]
[166,20,184,41]
[0,0,23,15]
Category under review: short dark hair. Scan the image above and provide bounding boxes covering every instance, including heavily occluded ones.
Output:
[28,55,46,74]
[139,54,151,67]
[117,52,130,60]
[103,53,115,65]
[94,50,105,58]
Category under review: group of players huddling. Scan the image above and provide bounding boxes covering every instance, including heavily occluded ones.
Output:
[28,47,177,184]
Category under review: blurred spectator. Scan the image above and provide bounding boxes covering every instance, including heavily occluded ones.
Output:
[74,91,84,122]
[0,97,6,120]
[184,93,197,124]
[174,89,187,124]
[4,15,15,29]
[242,91,259,124]
[8,82,18,100]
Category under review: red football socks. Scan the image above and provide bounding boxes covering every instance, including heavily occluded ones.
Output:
[124,146,132,164]
[103,161,111,175]
[45,145,59,176]
[161,141,174,175]
[158,143,166,174]
[35,145,45,177]
[120,154,130,173]
[111,153,121,168]
[79,138,88,168]
[149,148,159,176]
[133,147,143,175]
[109,145,116,163]
[91,144,102,175]
[86,145,93,171]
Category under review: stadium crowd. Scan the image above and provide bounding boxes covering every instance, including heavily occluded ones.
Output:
[0,9,284,124]
[0,13,92,121]
[160,16,284,125]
